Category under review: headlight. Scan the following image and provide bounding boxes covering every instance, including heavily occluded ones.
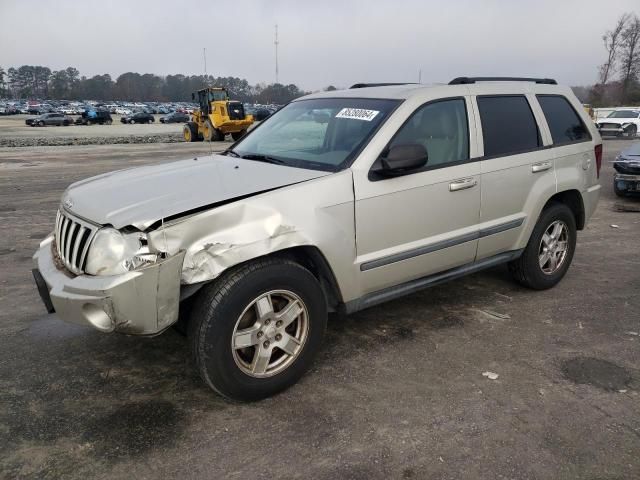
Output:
[85,228,160,276]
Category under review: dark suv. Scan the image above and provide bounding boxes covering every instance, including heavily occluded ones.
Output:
[75,111,113,126]
[121,112,155,124]
[159,112,190,123]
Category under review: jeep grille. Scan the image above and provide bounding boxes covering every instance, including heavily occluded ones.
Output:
[54,209,98,274]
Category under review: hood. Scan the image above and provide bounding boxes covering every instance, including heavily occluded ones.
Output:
[62,154,332,230]
[599,118,637,125]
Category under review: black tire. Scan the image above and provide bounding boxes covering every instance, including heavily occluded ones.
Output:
[129,119,136,124]
[231,129,247,141]
[508,202,577,290]
[38,121,45,127]
[188,258,327,401]
[183,122,199,142]
[106,119,112,125]
[87,120,93,126]
[213,128,225,141]
[63,120,69,126]
[203,120,215,142]
[147,118,153,124]
[624,124,637,138]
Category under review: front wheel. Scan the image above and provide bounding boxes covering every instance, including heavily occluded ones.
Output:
[188,259,327,401]
[231,129,247,141]
[183,122,199,142]
[508,203,577,290]
[129,119,135,124]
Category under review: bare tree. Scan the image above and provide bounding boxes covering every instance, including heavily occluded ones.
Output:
[599,13,630,84]
[619,14,640,98]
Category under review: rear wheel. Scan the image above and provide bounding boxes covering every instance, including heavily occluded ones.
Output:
[183,122,199,142]
[508,203,577,290]
[38,121,45,127]
[213,128,225,141]
[106,119,112,125]
[624,124,637,138]
[147,118,153,124]
[129,119,135,124]
[231,129,247,141]
[203,120,215,141]
[188,259,327,401]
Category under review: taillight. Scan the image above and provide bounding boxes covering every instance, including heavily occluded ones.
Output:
[594,144,602,178]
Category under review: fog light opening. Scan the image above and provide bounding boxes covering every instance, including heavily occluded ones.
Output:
[82,303,115,332]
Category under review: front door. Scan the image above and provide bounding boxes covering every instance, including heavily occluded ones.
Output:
[353,97,482,295]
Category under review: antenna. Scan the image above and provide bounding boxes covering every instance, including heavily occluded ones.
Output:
[418,69,422,84]
[274,24,279,84]
[203,47,208,83]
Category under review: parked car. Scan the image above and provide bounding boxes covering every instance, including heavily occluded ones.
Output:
[26,113,73,126]
[160,112,190,123]
[596,109,640,137]
[75,111,113,125]
[121,112,155,124]
[33,77,601,401]
[613,141,640,196]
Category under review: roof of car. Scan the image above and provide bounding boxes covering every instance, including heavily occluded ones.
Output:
[300,81,571,102]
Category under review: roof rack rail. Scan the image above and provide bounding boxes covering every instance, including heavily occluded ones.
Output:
[349,82,416,89]
[448,77,557,85]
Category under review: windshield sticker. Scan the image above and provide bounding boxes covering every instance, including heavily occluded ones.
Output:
[335,108,380,121]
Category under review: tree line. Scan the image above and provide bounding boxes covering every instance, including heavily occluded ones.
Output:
[0,66,309,105]
[588,12,640,106]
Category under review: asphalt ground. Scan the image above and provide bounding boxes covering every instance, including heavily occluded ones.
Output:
[0,138,639,479]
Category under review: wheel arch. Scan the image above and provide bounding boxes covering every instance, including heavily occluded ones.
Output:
[180,245,344,312]
[543,189,585,230]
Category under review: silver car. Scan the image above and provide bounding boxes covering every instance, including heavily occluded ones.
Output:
[33,77,601,400]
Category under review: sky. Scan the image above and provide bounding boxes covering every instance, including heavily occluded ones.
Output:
[0,0,638,91]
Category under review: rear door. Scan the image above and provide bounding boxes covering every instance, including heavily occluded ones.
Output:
[535,94,595,194]
[473,94,556,260]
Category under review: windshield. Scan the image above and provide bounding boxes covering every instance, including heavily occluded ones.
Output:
[607,110,639,118]
[230,97,401,171]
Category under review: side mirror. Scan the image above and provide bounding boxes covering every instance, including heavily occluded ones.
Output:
[379,144,428,175]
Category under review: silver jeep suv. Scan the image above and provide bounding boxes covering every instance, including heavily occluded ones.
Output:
[33,77,601,401]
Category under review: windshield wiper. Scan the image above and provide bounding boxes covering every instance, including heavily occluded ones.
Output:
[223,149,241,158]
[239,153,288,165]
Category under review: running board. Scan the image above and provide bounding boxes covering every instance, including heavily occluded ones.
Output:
[343,250,523,314]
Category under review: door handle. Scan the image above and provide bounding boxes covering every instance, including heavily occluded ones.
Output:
[449,177,478,192]
[532,161,552,173]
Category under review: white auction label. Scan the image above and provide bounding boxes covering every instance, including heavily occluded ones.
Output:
[335,108,380,121]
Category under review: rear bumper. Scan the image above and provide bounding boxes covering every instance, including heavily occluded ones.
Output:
[583,184,601,222]
[33,235,185,335]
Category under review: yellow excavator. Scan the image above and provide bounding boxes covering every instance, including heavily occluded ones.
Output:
[183,87,254,142]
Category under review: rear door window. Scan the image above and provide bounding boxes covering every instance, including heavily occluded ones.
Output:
[477,95,541,157]
[536,95,591,145]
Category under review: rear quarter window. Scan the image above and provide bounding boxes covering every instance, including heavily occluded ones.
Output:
[537,95,591,145]
[477,95,541,158]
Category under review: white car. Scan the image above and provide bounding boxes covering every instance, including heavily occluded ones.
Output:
[33,77,601,401]
[115,107,132,115]
[596,109,640,137]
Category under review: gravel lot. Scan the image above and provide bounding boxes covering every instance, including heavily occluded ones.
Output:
[0,114,185,147]
[0,139,639,479]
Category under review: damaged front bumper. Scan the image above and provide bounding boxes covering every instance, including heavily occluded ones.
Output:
[33,235,185,335]
[614,173,640,193]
